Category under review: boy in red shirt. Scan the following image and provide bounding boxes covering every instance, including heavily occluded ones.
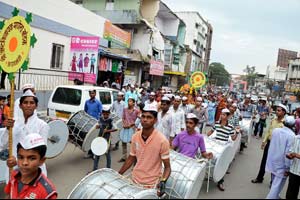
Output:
[5,134,57,199]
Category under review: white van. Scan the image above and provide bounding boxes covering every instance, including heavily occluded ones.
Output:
[47,85,119,121]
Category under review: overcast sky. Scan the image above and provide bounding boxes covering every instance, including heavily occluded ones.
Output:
[163,0,300,74]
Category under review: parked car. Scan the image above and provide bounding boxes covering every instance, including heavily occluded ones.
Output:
[47,85,119,121]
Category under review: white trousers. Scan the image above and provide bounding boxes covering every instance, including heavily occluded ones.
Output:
[266,174,286,199]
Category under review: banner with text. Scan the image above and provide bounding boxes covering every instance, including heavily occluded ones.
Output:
[68,36,99,84]
[150,59,164,76]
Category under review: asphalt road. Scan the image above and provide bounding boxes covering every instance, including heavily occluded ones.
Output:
[1,133,299,199]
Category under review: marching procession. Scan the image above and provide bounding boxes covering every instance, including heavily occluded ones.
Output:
[0,82,300,199]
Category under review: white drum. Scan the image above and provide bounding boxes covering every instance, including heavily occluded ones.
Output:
[111,118,122,145]
[204,136,233,183]
[46,120,69,158]
[0,160,6,184]
[241,118,252,143]
[68,168,158,199]
[67,111,99,152]
[166,150,207,199]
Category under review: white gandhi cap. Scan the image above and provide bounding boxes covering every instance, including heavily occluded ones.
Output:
[143,104,158,113]
[222,108,230,113]
[186,113,198,119]
[20,133,46,150]
[22,83,34,91]
[22,90,35,97]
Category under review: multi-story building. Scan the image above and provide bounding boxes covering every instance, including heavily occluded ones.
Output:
[73,0,189,90]
[277,48,298,69]
[175,11,212,73]
[287,58,300,92]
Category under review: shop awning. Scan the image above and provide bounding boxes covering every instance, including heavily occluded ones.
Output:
[99,49,131,60]
[164,71,187,76]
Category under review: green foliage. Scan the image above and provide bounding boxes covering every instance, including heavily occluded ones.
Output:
[243,65,258,86]
[208,62,231,86]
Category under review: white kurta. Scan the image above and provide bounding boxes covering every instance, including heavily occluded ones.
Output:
[266,127,295,177]
[169,107,186,137]
[156,110,173,140]
[266,127,295,199]
[0,113,49,182]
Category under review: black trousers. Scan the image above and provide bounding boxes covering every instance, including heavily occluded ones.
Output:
[256,140,270,181]
[254,119,266,137]
[286,172,300,199]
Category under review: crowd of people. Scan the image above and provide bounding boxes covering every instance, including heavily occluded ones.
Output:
[0,82,300,199]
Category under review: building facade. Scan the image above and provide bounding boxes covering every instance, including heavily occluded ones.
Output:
[287,58,300,92]
[0,0,108,90]
[277,48,298,69]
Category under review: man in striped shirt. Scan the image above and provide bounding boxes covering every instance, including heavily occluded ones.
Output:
[207,108,238,191]
[286,134,300,199]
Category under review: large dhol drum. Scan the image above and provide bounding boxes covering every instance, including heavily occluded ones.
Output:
[68,168,158,199]
[110,113,122,145]
[46,119,69,158]
[204,136,233,183]
[166,150,207,199]
[67,111,99,152]
[241,118,252,143]
[0,160,6,184]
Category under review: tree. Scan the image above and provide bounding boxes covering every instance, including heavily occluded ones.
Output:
[208,62,231,86]
[243,65,258,87]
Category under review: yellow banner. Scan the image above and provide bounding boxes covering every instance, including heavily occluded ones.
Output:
[190,71,206,88]
[0,16,31,73]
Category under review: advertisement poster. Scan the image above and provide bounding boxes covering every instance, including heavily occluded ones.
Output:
[149,59,164,76]
[68,36,99,84]
[103,21,131,48]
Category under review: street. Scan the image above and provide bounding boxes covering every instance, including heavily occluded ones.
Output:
[1,135,298,199]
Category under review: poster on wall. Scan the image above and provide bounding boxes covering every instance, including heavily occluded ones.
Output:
[68,36,99,84]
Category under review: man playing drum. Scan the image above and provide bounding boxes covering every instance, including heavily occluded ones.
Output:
[207,108,239,191]
[119,104,171,197]
[172,113,213,159]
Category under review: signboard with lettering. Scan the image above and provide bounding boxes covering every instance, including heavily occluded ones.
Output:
[104,21,131,48]
[68,36,99,84]
[150,59,164,76]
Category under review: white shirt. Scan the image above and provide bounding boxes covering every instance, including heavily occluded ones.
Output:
[145,100,158,108]
[156,110,172,140]
[0,112,50,182]
[111,100,126,117]
[266,127,295,178]
[169,106,186,137]
[290,135,300,176]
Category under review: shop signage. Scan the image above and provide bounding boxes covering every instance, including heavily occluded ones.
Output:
[150,59,164,76]
[104,21,131,48]
[68,36,99,84]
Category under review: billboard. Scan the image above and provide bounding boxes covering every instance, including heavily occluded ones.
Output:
[103,21,131,48]
[68,36,99,84]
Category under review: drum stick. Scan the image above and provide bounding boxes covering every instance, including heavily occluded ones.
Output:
[8,79,15,176]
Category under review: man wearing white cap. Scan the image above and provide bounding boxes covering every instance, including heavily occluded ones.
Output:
[14,83,35,120]
[266,116,296,199]
[191,97,208,134]
[119,104,171,197]
[169,96,186,141]
[207,108,238,191]
[172,113,213,159]
[111,92,126,151]
[180,96,193,118]
[145,92,158,108]
[125,84,138,106]
[156,96,173,142]
[252,103,286,184]
[0,90,49,183]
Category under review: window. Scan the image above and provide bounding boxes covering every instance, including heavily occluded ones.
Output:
[106,0,114,10]
[50,43,64,69]
[164,48,172,65]
[52,88,82,106]
[99,92,112,105]
[112,91,118,102]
